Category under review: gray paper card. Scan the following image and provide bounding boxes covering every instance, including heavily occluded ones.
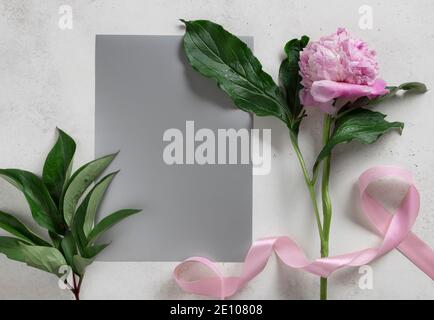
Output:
[95,35,252,261]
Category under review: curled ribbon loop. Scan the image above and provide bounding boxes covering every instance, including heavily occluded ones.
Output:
[174,166,434,299]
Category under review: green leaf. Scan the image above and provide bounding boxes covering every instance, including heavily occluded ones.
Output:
[83,172,118,237]
[71,172,117,256]
[84,242,110,259]
[0,237,27,261]
[0,210,50,246]
[49,231,62,249]
[60,231,77,272]
[72,255,94,276]
[314,108,404,171]
[72,192,110,261]
[0,236,67,275]
[42,128,76,206]
[87,209,141,244]
[394,82,427,93]
[371,82,427,104]
[71,195,89,256]
[62,153,117,227]
[181,19,289,123]
[0,169,64,234]
[70,243,110,277]
[279,36,309,129]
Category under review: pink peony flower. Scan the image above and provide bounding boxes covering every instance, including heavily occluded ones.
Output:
[299,28,388,113]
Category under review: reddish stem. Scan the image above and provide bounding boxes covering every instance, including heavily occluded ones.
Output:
[71,273,80,300]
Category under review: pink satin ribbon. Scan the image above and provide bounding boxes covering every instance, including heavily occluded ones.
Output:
[173,166,434,299]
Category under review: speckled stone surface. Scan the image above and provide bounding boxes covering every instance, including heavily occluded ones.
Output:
[0,0,433,299]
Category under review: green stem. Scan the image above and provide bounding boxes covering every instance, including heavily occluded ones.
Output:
[289,130,324,244]
[320,114,333,300]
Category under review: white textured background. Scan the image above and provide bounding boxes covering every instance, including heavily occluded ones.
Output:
[0,0,433,299]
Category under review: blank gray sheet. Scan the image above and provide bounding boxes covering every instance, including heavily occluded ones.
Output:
[95,35,253,261]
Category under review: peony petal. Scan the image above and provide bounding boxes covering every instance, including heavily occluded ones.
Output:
[311,79,388,103]
[299,88,335,114]
[370,79,389,96]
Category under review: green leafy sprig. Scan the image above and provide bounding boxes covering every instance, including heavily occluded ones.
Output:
[0,128,141,300]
